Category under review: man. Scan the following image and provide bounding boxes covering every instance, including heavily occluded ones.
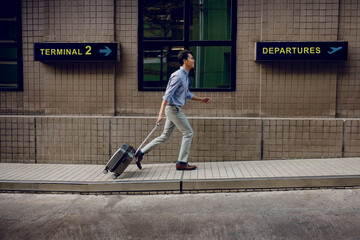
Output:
[135,50,211,170]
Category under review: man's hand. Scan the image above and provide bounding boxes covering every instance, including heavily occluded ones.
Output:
[191,96,211,104]
[202,97,211,104]
[156,113,164,125]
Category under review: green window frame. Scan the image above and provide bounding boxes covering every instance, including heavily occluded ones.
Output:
[138,0,237,92]
[0,0,23,91]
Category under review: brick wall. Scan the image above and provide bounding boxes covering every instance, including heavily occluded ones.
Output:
[2,116,359,164]
[1,0,360,164]
[337,0,360,117]
[263,119,343,159]
[1,0,359,117]
[0,117,36,163]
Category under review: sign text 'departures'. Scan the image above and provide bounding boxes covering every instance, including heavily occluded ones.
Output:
[255,42,348,61]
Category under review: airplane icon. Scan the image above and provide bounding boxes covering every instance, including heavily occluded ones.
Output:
[328,46,343,54]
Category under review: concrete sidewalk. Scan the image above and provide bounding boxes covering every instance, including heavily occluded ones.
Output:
[0,158,360,194]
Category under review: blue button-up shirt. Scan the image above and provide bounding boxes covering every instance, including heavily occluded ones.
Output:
[163,67,194,107]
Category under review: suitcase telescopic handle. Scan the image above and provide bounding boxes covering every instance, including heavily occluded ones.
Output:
[135,123,160,155]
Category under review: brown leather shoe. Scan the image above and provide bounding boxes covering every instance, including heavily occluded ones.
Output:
[176,162,197,171]
[135,151,144,170]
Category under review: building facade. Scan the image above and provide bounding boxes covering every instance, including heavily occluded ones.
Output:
[1,0,360,164]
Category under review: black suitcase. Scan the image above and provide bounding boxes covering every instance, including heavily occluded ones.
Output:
[103,143,135,179]
[103,123,160,179]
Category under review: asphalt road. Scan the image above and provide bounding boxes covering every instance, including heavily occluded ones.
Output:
[0,189,359,240]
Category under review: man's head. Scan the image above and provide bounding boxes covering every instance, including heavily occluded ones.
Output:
[178,49,195,70]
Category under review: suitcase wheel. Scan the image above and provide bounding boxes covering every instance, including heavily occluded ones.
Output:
[112,174,119,180]
[103,169,108,174]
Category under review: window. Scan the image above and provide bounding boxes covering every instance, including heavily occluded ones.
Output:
[0,0,23,91]
[138,0,236,91]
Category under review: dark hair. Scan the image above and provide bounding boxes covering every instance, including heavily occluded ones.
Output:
[178,49,192,66]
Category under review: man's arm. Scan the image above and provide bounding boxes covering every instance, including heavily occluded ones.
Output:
[191,96,211,104]
[156,99,168,124]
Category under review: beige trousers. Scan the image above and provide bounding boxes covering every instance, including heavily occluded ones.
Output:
[141,105,194,163]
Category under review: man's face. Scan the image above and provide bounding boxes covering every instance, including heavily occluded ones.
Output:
[184,54,195,69]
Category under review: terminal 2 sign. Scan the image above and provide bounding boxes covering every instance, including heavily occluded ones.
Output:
[34,43,118,62]
[255,42,348,61]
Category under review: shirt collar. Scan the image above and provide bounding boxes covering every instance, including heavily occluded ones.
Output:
[180,67,189,77]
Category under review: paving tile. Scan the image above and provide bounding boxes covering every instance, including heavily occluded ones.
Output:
[0,164,34,179]
[0,158,359,193]
[87,166,108,182]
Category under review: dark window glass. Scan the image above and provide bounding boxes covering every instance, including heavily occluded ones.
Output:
[139,0,236,92]
[0,21,17,40]
[189,46,231,89]
[143,46,185,88]
[143,0,184,40]
[0,46,18,61]
[0,0,22,91]
[0,1,18,19]
[0,63,18,88]
[190,0,231,40]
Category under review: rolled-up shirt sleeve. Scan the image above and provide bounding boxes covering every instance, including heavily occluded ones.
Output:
[186,89,194,100]
[163,75,180,102]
